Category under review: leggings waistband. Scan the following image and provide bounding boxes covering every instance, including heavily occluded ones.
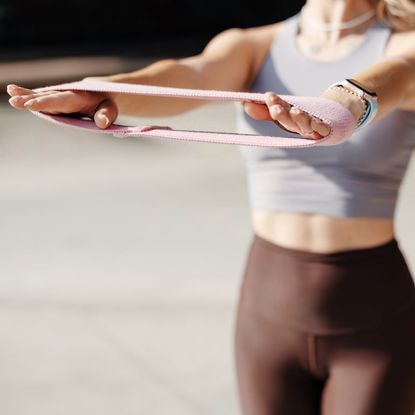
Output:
[253,233,399,263]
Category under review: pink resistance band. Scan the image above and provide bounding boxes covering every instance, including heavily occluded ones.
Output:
[31,80,356,148]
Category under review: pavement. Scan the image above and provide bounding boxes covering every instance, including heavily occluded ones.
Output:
[0,94,414,415]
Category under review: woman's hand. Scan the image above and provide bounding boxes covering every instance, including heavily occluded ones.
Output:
[7,84,118,129]
[243,92,331,140]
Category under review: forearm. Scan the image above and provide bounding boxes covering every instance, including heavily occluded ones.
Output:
[100,58,209,117]
[321,57,415,124]
[94,28,256,118]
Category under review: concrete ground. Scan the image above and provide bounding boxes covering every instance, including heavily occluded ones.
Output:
[0,95,414,415]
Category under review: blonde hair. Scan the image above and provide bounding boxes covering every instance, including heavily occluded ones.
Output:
[372,0,415,31]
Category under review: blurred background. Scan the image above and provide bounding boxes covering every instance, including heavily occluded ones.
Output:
[0,0,305,88]
[1,1,415,414]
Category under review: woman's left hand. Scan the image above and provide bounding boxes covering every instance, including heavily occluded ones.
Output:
[243,91,331,140]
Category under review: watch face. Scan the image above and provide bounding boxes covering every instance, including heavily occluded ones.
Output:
[346,79,377,97]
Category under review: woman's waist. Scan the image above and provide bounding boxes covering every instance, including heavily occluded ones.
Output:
[241,229,415,334]
[252,209,395,253]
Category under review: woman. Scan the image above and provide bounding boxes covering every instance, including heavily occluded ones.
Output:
[7,0,415,413]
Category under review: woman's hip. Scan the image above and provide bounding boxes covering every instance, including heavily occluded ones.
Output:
[238,233,415,335]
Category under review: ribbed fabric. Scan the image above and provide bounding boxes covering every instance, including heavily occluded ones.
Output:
[237,14,415,218]
[32,80,356,148]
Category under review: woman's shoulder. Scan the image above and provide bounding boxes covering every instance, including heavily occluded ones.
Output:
[242,17,292,86]
[385,28,415,58]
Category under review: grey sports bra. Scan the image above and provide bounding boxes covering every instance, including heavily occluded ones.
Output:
[236,13,415,218]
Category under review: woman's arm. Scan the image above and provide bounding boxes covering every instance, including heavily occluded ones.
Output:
[357,29,415,114]
[98,27,259,116]
[7,26,268,127]
[245,31,415,139]
[322,55,415,120]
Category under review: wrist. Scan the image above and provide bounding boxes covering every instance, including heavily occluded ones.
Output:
[320,87,366,125]
[326,79,379,129]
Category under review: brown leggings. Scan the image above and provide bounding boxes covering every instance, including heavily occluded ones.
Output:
[234,234,415,415]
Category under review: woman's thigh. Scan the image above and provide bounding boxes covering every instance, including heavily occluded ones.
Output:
[234,234,415,415]
[234,296,323,415]
[321,300,415,415]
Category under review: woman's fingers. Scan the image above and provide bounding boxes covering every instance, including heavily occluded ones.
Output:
[311,117,331,137]
[7,84,36,97]
[8,86,116,129]
[265,91,314,136]
[289,107,322,139]
[22,90,103,116]
[289,107,313,134]
[269,104,298,133]
[244,91,331,139]
[265,91,297,132]
[8,91,61,110]
[243,102,273,120]
[7,85,57,108]
[7,83,70,110]
[7,83,116,129]
[7,85,103,116]
[21,91,76,113]
[93,99,118,129]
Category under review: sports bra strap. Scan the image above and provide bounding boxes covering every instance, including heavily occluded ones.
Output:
[32,80,356,148]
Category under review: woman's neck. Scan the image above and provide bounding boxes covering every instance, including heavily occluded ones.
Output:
[300,0,377,47]
[304,0,374,25]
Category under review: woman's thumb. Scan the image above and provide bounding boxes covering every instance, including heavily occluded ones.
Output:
[94,98,118,129]
[243,101,273,121]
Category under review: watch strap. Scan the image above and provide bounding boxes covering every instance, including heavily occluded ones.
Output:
[328,79,378,129]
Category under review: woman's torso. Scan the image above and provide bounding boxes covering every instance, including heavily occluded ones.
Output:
[239,14,415,253]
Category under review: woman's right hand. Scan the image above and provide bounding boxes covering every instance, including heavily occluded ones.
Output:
[7,84,118,129]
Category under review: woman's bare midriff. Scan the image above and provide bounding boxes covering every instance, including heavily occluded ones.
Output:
[252,211,395,253]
